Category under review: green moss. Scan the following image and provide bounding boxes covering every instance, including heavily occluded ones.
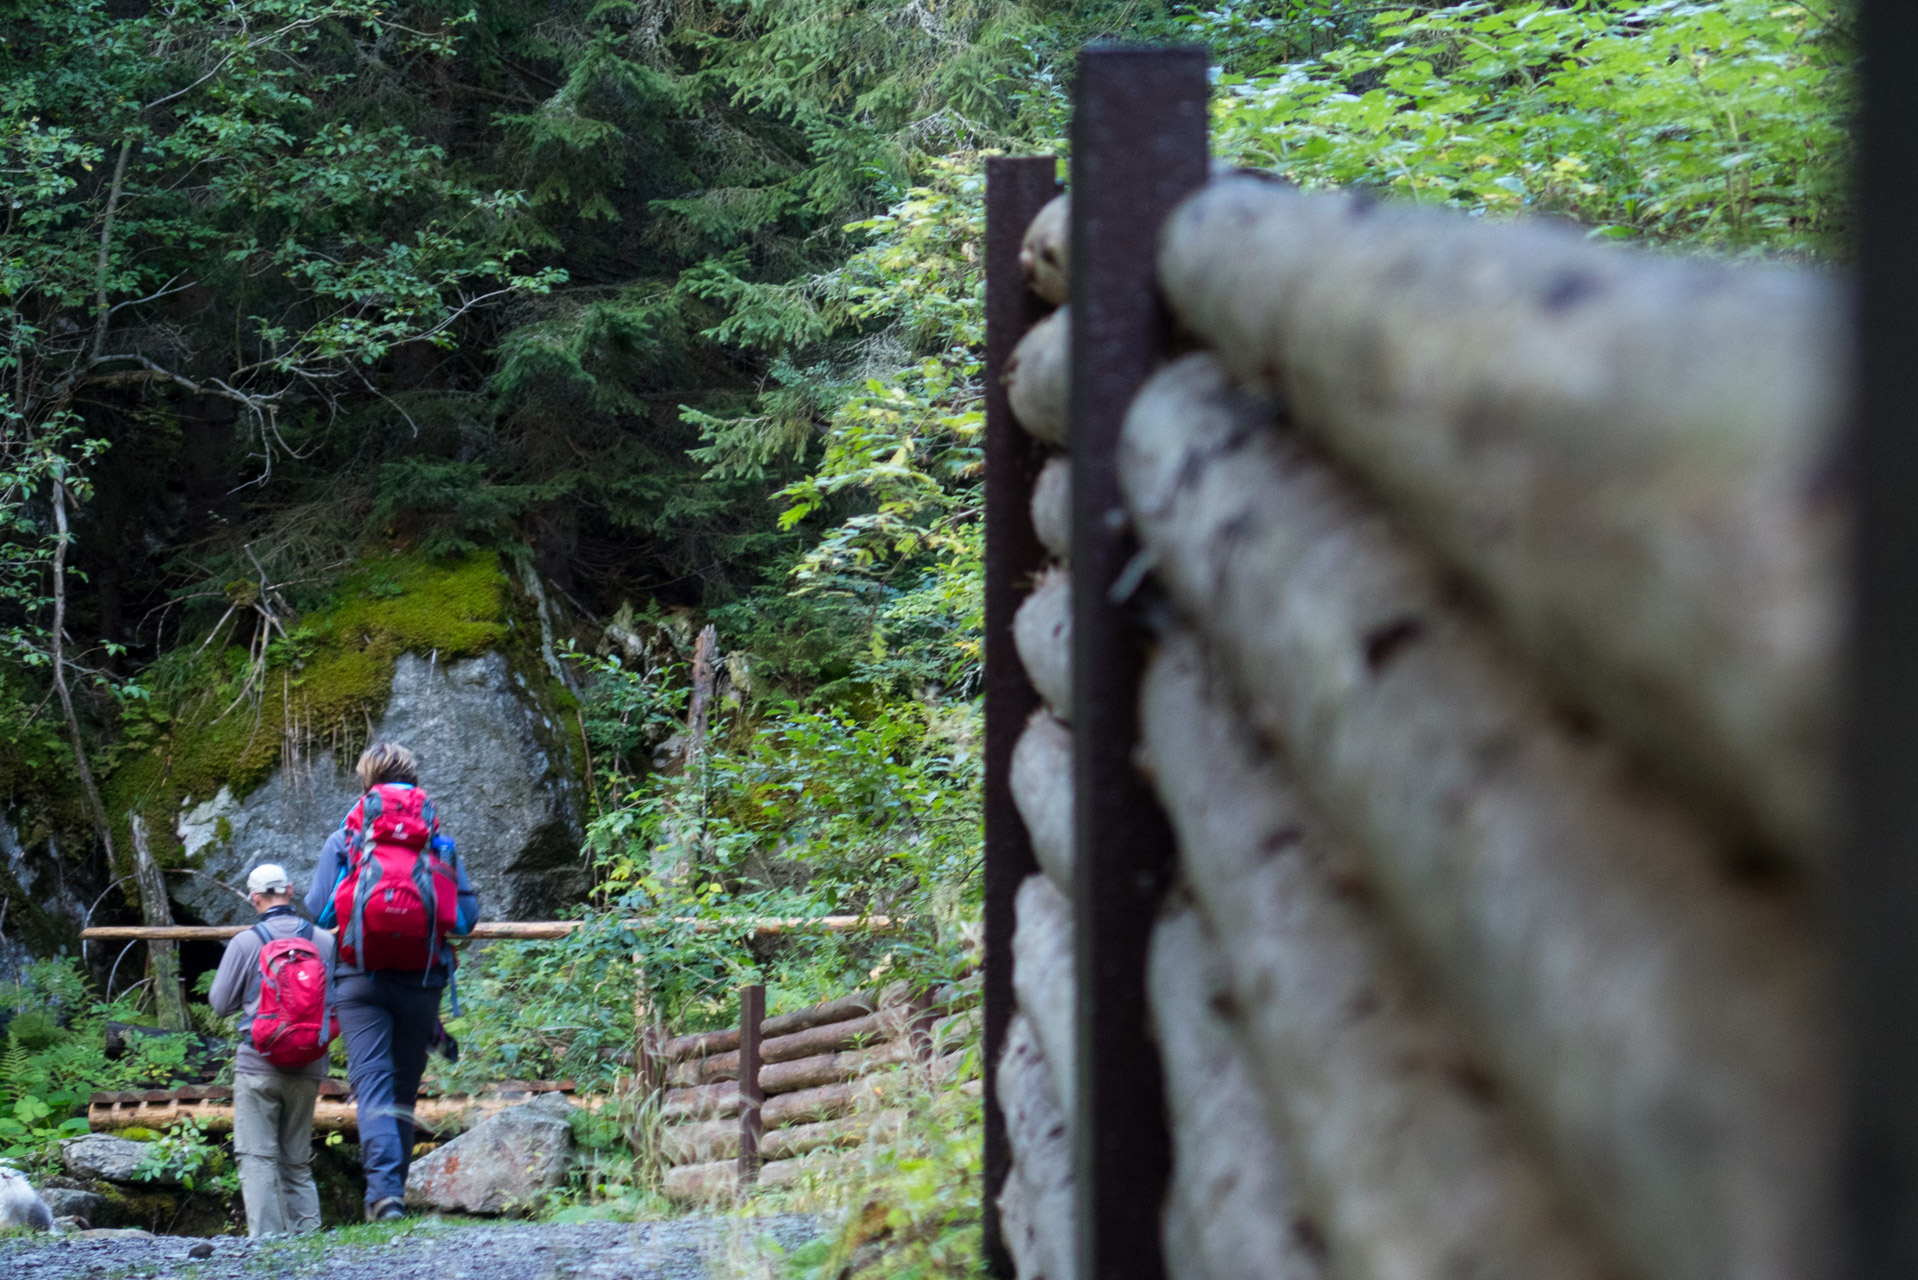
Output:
[103,549,535,870]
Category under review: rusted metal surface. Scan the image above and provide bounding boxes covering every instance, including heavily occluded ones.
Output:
[738,983,766,1187]
[1068,45,1207,1280]
[984,152,1064,1279]
[1844,3,1918,1276]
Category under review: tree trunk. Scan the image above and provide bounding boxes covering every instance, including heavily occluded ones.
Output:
[1158,177,1845,865]
[1010,709,1073,895]
[1148,904,1326,1280]
[47,477,117,874]
[1140,635,1615,1280]
[1120,353,1839,1280]
[685,623,719,767]
[1012,567,1071,723]
[127,814,189,1033]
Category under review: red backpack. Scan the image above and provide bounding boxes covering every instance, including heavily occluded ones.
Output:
[250,922,338,1070]
[332,784,460,972]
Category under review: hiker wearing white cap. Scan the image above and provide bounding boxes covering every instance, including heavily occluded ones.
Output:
[208,862,339,1237]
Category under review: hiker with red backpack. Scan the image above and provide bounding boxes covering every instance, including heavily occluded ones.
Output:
[306,742,480,1222]
[209,862,339,1237]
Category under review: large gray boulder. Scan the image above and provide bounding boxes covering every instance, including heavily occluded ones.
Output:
[175,652,585,924]
[40,1187,107,1226]
[59,1134,159,1184]
[404,1092,575,1215]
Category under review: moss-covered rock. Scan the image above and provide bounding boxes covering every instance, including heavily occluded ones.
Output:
[101,548,586,923]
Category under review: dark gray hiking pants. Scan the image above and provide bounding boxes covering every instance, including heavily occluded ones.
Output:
[335,973,443,1206]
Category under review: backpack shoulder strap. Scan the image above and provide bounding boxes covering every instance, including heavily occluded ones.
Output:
[251,921,273,949]
[296,920,315,942]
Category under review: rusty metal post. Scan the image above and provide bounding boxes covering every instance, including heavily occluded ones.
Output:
[983,153,1063,1278]
[1069,45,1207,1280]
[1843,2,1918,1276]
[737,983,765,1190]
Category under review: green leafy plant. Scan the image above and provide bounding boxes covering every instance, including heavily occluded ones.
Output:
[133,1116,236,1195]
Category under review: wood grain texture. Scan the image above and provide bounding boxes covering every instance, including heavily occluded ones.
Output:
[1121,357,1836,1280]
[1158,177,1847,865]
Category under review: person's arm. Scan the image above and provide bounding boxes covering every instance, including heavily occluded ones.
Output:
[307,830,347,925]
[207,935,255,1017]
[451,844,482,936]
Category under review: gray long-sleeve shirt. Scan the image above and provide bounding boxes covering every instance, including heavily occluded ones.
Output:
[209,907,337,1079]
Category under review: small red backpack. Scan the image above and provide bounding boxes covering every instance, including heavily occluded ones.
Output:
[250,922,338,1070]
[332,784,459,971]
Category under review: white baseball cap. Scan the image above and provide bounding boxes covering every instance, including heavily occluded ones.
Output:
[246,864,292,895]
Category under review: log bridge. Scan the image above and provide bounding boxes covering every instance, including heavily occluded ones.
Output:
[982,32,1918,1280]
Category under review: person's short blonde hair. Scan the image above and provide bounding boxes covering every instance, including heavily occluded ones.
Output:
[356,742,419,790]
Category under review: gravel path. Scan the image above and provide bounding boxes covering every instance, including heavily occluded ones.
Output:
[0,1213,821,1280]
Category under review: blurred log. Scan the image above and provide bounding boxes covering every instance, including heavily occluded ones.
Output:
[1021,194,1070,305]
[662,1150,863,1201]
[1007,308,1070,448]
[1011,709,1074,895]
[659,1075,888,1126]
[996,1013,1075,1280]
[762,1040,910,1095]
[1159,177,1846,865]
[1012,873,1074,1117]
[664,1007,910,1086]
[661,1108,901,1165]
[656,992,884,1063]
[1148,905,1326,1280]
[1013,567,1072,722]
[1141,637,1613,1280]
[1031,455,1072,560]
[1121,359,1835,1280]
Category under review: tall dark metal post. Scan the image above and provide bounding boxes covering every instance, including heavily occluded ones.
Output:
[983,154,1062,1278]
[1068,46,1207,1280]
[737,983,765,1191]
[1842,3,1918,1277]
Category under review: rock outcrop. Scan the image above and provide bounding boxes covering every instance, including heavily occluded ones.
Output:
[175,652,585,924]
[60,1134,158,1185]
[404,1092,575,1214]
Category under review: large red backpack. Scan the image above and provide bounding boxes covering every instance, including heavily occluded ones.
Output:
[332,784,459,972]
[251,922,338,1070]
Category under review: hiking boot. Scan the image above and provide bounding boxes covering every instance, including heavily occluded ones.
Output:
[365,1197,405,1223]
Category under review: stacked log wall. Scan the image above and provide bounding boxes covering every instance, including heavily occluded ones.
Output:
[991,172,1845,1280]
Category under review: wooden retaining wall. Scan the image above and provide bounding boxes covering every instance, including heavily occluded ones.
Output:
[654,980,979,1202]
[982,44,1880,1280]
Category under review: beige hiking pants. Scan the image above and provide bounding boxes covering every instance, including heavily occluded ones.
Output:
[233,1071,321,1237]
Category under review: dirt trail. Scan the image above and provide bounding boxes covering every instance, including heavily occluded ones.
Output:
[0,1212,819,1280]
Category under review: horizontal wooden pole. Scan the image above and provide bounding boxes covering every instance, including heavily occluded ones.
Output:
[79,915,900,942]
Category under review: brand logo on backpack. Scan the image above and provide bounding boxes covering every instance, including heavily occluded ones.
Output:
[251,923,339,1070]
[332,784,459,971]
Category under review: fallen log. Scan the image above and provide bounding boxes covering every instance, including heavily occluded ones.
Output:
[89,1085,597,1138]
[996,1013,1075,1280]
[1141,638,1614,1280]
[1158,177,1847,865]
[1007,308,1070,448]
[81,915,901,943]
[1148,904,1326,1280]
[1122,357,1836,1280]
[1012,873,1074,1117]
[1020,193,1069,305]
[1031,455,1071,560]
[1011,709,1074,896]
[665,1007,909,1086]
[1013,566,1072,722]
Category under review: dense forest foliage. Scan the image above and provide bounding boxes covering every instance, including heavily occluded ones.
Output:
[0,0,1852,1234]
